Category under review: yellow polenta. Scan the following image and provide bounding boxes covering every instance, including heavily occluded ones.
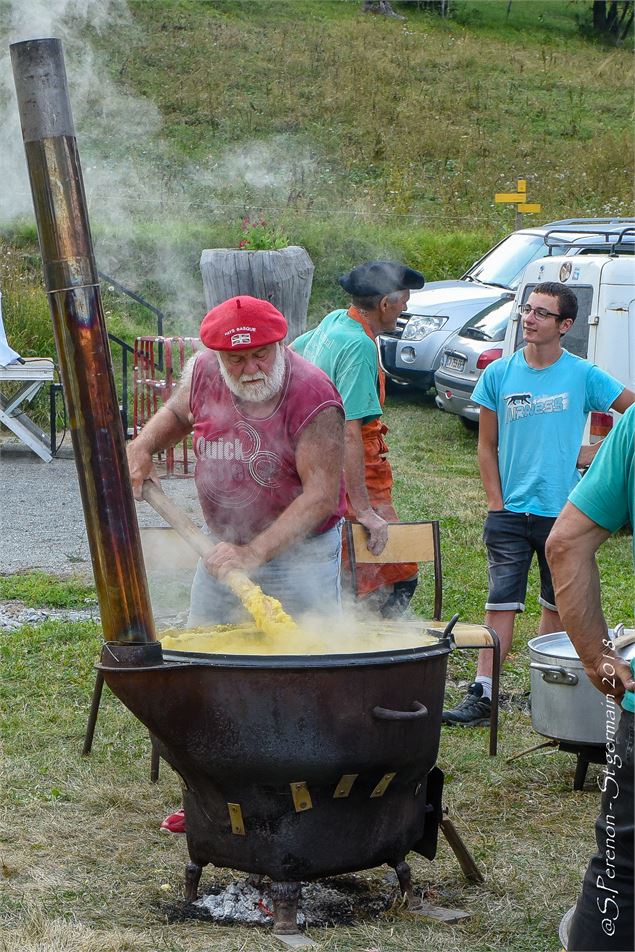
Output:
[229,576,297,638]
[160,621,439,656]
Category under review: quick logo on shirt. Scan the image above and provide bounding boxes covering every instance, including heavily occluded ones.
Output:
[195,420,284,506]
[195,436,245,460]
[504,391,569,422]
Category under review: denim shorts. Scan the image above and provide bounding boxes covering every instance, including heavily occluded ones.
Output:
[188,521,343,627]
[483,509,557,612]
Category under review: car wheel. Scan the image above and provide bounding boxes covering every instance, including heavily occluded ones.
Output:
[460,417,479,432]
[386,376,414,394]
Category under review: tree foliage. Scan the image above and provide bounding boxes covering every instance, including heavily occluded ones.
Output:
[591,1,633,40]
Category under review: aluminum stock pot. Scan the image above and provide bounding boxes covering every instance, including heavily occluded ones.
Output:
[528,631,635,746]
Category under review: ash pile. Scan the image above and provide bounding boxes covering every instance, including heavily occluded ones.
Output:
[170,875,398,928]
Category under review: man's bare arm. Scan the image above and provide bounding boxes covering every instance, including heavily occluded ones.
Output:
[205,407,345,578]
[477,407,504,510]
[611,387,635,414]
[126,375,194,498]
[546,502,635,701]
[577,387,635,468]
[343,418,388,555]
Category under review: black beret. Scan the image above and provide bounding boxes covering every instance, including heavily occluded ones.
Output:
[338,260,425,297]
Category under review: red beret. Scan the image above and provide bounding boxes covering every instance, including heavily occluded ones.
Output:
[199,296,288,351]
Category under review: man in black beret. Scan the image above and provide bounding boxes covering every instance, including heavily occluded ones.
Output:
[293,260,425,615]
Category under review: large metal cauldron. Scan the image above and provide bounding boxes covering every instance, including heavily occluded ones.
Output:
[100,637,449,885]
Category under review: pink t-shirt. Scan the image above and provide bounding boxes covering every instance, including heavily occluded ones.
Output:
[190,348,346,544]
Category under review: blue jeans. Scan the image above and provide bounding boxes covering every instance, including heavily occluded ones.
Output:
[188,521,343,627]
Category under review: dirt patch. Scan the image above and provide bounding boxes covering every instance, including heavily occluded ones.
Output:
[0,599,99,630]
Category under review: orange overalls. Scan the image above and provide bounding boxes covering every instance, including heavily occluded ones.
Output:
[342,307,418,597]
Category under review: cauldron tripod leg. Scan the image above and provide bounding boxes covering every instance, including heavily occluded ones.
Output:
[271,880,302,935]
[184,860,203,902]
[394,858,422,910]
[440,812,484,884]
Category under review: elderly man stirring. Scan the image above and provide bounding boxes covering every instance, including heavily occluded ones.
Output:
[127,295,346,835]
[127,295,346,628]
[293,261,425,616]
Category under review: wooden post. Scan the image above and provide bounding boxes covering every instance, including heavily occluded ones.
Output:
[199,246,314,342]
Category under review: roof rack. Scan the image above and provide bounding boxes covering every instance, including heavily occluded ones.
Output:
[543,224,635,251]
[545,217,635,227]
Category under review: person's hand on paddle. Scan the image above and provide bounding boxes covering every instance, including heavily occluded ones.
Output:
[204,541,263,580]
[126,443,161,500]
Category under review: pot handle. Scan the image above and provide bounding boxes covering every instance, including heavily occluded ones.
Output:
[372,701,428,721]
[530,662,578,686]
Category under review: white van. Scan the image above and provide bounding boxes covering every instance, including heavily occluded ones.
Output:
[501,251,635,441]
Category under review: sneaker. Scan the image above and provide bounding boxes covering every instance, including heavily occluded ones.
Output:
[160,808,186,834]
[442,682,491,726]
[379,579,418,618]
[558,904,575,950]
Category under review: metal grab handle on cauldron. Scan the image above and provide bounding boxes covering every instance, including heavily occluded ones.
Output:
[372,701,428,721]
[530,662,578,686]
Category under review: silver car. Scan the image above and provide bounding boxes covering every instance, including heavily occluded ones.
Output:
[434,298,514,428]
[378,217,635,392]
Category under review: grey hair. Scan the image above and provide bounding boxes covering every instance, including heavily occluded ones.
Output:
[351,290,405,311]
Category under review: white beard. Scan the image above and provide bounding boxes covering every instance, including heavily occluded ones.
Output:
[216,344,286,403]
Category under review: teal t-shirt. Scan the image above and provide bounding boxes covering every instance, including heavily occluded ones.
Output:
[293,309,382,423]
[568,404,635,713]
[569,403,635,562]
[473,349,623,517]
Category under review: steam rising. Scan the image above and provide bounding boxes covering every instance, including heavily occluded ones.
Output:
[0,0,315,329]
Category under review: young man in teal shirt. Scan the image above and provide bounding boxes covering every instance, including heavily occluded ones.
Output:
[444,281,635,726]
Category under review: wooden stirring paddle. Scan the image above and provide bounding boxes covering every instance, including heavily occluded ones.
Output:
[141,481,297,636]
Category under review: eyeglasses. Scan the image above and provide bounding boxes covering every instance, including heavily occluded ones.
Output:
[519,304,561,321]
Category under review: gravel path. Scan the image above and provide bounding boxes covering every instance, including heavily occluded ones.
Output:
[0,438,202,580]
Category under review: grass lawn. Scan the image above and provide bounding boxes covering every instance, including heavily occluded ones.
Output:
[1,391,631,951]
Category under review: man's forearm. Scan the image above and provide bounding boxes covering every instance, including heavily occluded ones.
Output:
[477,408,503,509]
[247,488,336,565]
[126,402,193,497]
[546,504,628,697]
[134,403,192,454]
[478,444,504,509]
[549,537,606,657]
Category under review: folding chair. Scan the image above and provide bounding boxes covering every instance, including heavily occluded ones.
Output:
[344,519,500,755]
[344,519,443,619]
[0,357,55,460]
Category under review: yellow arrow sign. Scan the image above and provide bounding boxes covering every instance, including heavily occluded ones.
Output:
[517,202,541,213]
[495,192,527,203]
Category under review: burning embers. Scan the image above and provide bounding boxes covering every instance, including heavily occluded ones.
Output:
[166,874,400,930]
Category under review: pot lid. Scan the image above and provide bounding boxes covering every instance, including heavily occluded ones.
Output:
[528,630,635,661]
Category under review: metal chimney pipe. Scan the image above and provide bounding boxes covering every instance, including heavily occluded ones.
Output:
[10,38,155,644]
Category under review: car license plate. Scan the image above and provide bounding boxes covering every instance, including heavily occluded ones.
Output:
[445,355,465,372]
